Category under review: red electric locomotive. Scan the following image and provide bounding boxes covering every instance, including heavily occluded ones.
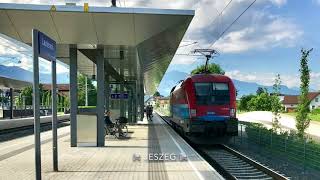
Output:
[169,73,238,137]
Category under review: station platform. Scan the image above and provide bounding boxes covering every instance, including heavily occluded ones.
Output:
[0,114,223,180]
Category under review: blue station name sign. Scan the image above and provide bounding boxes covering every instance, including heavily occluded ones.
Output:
[38,31,56,62]
[111,93,129,99]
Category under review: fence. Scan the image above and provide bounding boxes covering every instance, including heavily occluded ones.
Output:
[229,121,320,176]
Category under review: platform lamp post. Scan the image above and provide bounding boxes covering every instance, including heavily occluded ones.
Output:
[32,29,57,180]
[22,95,26,118]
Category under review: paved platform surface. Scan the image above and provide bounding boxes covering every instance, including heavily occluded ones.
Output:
[0,114,223,180]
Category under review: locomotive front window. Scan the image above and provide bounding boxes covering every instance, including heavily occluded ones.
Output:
[194,82,230,105]
[194,83,211,96]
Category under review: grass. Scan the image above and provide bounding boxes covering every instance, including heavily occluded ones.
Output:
[283,112,320,122]
[237,111,248,115]
[310,113,320,122]
[78,106,96,109]
[57,112,65,115]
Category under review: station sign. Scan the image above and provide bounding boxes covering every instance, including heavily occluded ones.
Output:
[38,31,56,62]
[111,93,128,99]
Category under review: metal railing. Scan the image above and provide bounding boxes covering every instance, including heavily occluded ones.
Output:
[229,121,320,178]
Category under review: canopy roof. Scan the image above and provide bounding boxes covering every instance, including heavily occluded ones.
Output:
[0,76,31,89]
[0,3,194,94]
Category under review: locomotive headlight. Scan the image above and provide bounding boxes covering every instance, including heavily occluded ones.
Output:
[230,108,236,118]
[190,109,197,117]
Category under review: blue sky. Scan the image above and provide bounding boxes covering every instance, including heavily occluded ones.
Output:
[0,0,319,91]
[165,0,320,91]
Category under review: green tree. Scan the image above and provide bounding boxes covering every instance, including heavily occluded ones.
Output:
[78,74,97,106]
[238,94,256,111]
[45,90,51,107]
[256,87,266,95]
[191,63,225,75]
[247,92,273,111]
[155,101,160,108]
[20,86,33,105]
[39,84,44,105]
[271,74,282,131]
[296,48,313,138]
[153,91,161,97]
[64,96,70,109]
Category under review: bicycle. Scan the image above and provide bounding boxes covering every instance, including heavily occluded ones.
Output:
[105,117,128,138]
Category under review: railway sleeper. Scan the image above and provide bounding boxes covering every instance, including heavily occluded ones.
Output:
[212,156,240,161]
[217,160,248,165]
[218,162,252,169]
[232,171,268,176]
[230,171,264,175]
[224,167,257,171]
[228,169,263,173]
[234,174,271,179]
[237,178,273,180]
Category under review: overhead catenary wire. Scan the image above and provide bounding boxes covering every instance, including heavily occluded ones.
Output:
[176,1,233,53]
[175,54,203,57]
[208,0,257,48]
[209,0,233,28]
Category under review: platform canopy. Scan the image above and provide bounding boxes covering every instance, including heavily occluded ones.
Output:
[0,76,31,89]
[0,3,194,94]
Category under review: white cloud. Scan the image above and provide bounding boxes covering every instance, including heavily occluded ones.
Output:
[171,55,198,65]
[226,70,278,86]
[1,0,300,55]
[310,72,320,90]
[269,0,287,7]
[0,34,69,74]
[213,17,303,53]
[121,0,299,54]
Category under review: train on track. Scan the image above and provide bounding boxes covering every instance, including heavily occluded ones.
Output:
[169,73,238,137]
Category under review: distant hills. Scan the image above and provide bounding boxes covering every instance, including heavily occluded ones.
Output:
[232,79,299,97]
[157,70,300,97]
[0,65,69,84]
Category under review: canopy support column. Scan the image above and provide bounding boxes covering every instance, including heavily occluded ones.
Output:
[96,48,105,147]
[69,46,78,147]
[9,88,13,119]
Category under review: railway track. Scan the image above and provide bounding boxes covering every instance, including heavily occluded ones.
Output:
[0,119,69,135]
[198,144,289,180]
[156,113,289,180]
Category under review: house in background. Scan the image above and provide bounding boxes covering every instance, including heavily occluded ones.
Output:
[157,97,170,109]
[283,92,320,112]
[42,84,70,97]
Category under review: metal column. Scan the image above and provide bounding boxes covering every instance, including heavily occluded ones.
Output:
[32,29,41,180]
[119,50,125,117]
[85,76,88,106]
[105,74,110,111]
[96,48,105,147]
[140,71,144,121]
[128,89,132,123]
[51,59,58,171]
[133,83,137,123]
[9,88,13,119]
[69,47,78,147]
